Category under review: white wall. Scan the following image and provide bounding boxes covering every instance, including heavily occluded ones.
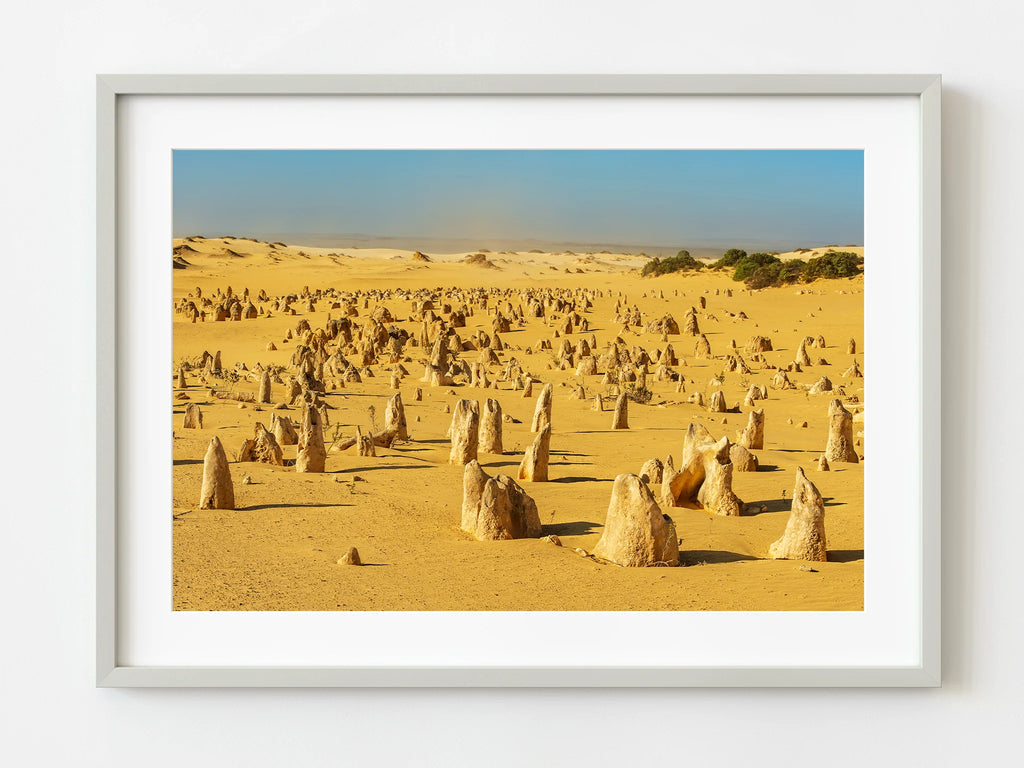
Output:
[2,1,1021,765]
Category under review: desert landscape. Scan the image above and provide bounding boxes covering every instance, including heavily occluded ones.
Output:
[172,236,864,611]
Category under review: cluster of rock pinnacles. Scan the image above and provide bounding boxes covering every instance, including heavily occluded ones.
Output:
[179,282,861,567]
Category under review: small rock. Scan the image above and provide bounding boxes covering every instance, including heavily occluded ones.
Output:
[799,421,808,428]
[237,403,247,409]
[798,565,818,573]
[542,534,562,546]
[274,403,288,409]
[175,392,190,400]
[241,475,252,485]
[353,475,365,482]
[574,547,589,557]
[337,547,361,565]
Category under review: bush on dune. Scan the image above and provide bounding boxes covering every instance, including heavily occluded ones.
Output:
[802,251,862,280]
[640,244,863,287]
[640,249,704,277]
[714,248,748,268]
[705,248,863,289]
[729,252,781,283]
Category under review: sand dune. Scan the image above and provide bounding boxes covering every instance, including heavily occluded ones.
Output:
[172,238,864,611]
[776,245,865,262]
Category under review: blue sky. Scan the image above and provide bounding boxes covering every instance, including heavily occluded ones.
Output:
[173,150,863,249]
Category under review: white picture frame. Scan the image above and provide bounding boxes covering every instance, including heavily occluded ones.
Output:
[97,74,941,687]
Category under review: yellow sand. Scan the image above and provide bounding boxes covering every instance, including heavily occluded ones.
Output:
[173,237,864,611]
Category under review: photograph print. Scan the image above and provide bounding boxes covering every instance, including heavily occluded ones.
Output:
[171,149,865,611]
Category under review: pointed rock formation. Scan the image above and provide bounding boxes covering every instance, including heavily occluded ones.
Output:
[824,398,859,463]
[198,436,234,509]
[295,405,327,473]
[530,382,553,432]
[809,376,833,394]
[576,356,598,376]
[271,412,297,446]
[593,474,678,567]
[795,337,812,367]
[258,370,272,403]
[237,422,284,465]
[639,457,664,485]
[517,424,551,482]
[461,460,542,541]
[772,370,795,390]
[357,432,377,457]
[743,383,766,407]
[182,403,203,429]
[696,449,743,516]
[384,392,408,440]
[661,424,743,516]
[478,398,504,454]
[695,333,712,359]
[592,393,604,411]
[448,399,480,465]
[842,359,863,378]
[729,443,759,472]
[745,335,773,354]
[337,547,362,565]
[611,393,629,429]
[736,408,764,450]
[818,454,830,471]
[768,467,828,561]
[709,390,727,413]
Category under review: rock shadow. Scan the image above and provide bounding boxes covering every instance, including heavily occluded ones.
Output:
[336,464,428,474]
[679,550,758,565]
[544,520,602,537]
[827,549,864,563]
[245,502,353,511]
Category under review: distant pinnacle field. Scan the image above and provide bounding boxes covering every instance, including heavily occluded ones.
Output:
[172,237,864,611]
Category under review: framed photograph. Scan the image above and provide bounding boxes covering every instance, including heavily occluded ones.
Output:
[97,74,940,686]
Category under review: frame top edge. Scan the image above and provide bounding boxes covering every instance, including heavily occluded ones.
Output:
[96,73,941,96]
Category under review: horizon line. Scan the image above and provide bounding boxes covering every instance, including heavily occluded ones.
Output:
[172,231,864,254]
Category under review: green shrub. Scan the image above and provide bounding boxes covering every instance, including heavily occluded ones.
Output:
[640,251,704,277]
[731,252,780,282]
[624,383,653,404]
[722,249,862,289]
[713,248,748,268]
[802,251,862,280]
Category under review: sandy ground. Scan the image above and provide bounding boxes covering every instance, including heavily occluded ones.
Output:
[172,237,864,611]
